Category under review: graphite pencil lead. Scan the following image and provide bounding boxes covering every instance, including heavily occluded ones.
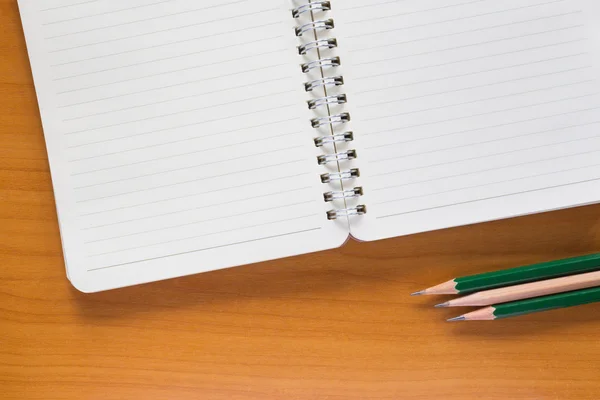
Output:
[435,302,449,308]
[447,316,466,322]
[411,290,426,296]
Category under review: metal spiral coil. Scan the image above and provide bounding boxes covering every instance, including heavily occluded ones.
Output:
[313,131,354,147]
[293,1,365,220]
[295,19,334,37]
[311,112,350,128]
[327,205,367,220]
[292,1,331,18]
[298,38,338,55]
[317,149,357,165]
[304,76,344,92]
[323,187,363,202]
[320,168,360,183]
[301,56,341,73]
[307,94,347,110]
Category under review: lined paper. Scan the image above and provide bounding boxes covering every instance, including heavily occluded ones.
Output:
[333,0,600,240]
[18,0,347,292]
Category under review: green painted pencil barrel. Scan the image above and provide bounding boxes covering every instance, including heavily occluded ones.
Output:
[493,286,600,319]
[455,253,600,294]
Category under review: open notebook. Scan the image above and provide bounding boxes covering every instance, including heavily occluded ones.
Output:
[18,0,600,292]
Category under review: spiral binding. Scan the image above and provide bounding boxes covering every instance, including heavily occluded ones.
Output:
[298,38,338,55]
[320,168,360,183]
[294,19,335,37]
[307,94,347,110]
[313,131,353,146]
[304,76,343,92]
[292,1,331,18]
[323,187,363,202]
[301,56,340,73]
[327,205,367,221]
[292,1,366,221]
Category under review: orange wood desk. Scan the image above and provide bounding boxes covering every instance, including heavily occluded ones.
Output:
[2,1,600,399]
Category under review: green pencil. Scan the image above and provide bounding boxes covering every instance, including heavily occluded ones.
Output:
[448,286,600,321]
[412,253,600,296]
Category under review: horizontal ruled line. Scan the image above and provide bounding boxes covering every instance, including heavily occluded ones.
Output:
[366,106,600,149]
[345,0,568,34]
[360,66,590,112]
[68,116,293,151]
[54,40,284,81]
[371,134,600,178]
[376,163,600,206]
[76,169,307,203]
[50,20,279,55]
[40,0,98,12]
[64,88,290,129]
[356,53,587,97]
[354,39,585,81]
[64,92,293,135]
[59,78,287,112]
[74,145,303,190]
[352,26,583,67]
[42,0,171,25]
[377,177,600,219]
[57,59,286,96]
[373,147,600,192]
[89,214,318,257]
[369,121,600,169]
[70,130,299,164]
[79,172,307,215]
[81,186,311,224]
[51,21,281,61]
[45,1,266,39]
[345,0,489,25]
[72,144,303,189]
[85,201,315,242]
[362,80,592,123]
[337,0,412,12]
[63,76,290,119]
[362,91,598,138]
[88,227,322,270]
[349,12,581,52]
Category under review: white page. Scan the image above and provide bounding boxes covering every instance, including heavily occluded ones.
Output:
[18,0,349,292]
[332,0,600,241]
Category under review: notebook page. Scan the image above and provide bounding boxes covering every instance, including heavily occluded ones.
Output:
[333,0,600,241]
[18,0,348,292]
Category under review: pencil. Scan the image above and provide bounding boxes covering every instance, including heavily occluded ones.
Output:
[436,270,600,308]
[447,286,600,321]
[411,253,600,296]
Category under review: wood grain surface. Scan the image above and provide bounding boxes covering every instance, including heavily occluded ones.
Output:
[2,1,600,399]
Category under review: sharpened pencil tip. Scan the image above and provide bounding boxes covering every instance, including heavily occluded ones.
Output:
[435,302,449,308]
[411,290,426,296]
[447,316,466,322]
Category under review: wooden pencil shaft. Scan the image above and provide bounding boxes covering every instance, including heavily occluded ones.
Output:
[454,253,600,294]
[418,280,457,295]
[446,270,600,307]
[458,307,496,321]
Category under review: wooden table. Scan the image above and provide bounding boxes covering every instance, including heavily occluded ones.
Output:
[2,1,600,399]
